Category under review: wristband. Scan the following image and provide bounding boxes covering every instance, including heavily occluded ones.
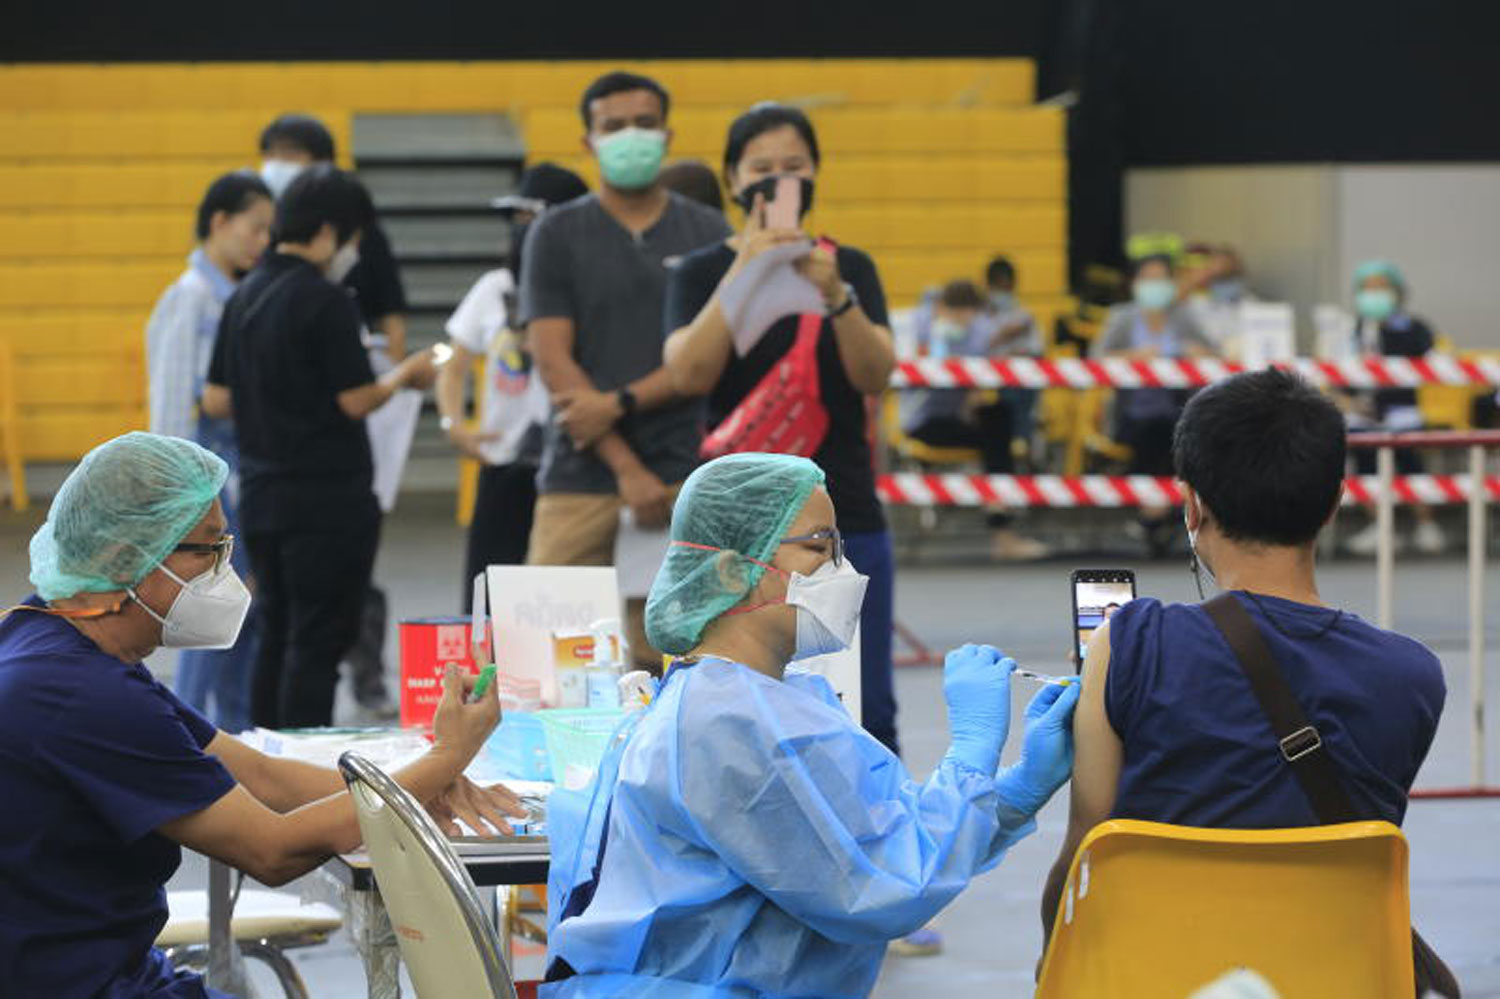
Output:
[827,282,858,319]
[617,387,638,418]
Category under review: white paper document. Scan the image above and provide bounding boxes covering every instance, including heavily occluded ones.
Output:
[718,240,825,356]
[367,389,423,513]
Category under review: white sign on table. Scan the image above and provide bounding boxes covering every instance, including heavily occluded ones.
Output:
[486,565,621,705]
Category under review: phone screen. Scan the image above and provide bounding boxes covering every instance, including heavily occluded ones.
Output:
[1071,569,1136,665]
[764,175,802,230]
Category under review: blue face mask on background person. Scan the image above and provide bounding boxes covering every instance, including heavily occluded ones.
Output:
[1356,287,1398,321]
[594,128,667,190]
[989,290,1016,312]
[932,317,968,343]
[1133,278,1177,311]
[1209,278,1244,303]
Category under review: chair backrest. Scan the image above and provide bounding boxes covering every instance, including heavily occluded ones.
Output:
[339,753,517,999]
[1037,819,1415,999]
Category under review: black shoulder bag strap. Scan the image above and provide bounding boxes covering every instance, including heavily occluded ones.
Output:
[1201,592,1459,999]
[1201,593,1359,823]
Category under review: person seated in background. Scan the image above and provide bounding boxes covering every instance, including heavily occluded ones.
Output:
[984,253,1046,468]
[1335,259,1447,556]
[1178,242,1255,349]
[658,158,725,212]
[1096,253,1216,557]
[542,452,1079,998]
[437,163,589,602]
[903,279,1049,561]
[0,432,519,999]
[144,170,273,733]
[1039,370,1445,962]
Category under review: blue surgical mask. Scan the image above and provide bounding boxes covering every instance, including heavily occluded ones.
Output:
[989,291,1016,312]
[1133,278,1177,311]
[1355,288,1397,322]
[931,318,968,343]
[1209,278,1244,304]
[594,128,667,190]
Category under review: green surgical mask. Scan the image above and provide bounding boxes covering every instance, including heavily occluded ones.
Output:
[594,127,667,190]
[1355,288,1397,321]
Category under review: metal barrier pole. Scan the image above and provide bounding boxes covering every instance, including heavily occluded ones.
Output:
[1377,445,1395,629]
[1468,444,1487,787]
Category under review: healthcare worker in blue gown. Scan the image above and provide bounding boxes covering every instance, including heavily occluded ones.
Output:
[542,452,1081,999]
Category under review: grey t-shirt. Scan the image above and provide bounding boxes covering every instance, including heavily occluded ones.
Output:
[519,193,731,494]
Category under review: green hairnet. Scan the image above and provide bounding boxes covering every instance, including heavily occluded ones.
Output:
[29,431,228,601]
[1352,259,1406,298]
[645,453,825,656]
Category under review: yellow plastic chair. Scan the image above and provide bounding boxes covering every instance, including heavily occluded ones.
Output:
[1037,819,1416,999]
[880,391,983,467]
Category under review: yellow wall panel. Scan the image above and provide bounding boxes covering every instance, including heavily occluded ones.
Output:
[818,157,1067,203]
[0,262,179,308]
[18,358,145,407]
[0,212,195,258]
[0,110,349,162]
[0,311,148,355]
[17,410,145,461]
[0,59,1038,112]
[0,163,236,210]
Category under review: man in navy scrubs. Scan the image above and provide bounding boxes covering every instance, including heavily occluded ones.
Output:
[0,432,519,998]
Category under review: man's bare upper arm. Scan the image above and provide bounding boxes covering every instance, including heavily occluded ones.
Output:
[1069,621,1124,836]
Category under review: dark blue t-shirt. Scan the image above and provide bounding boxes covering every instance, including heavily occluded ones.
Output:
[1106,593,1445,828]
[0,599,237,999]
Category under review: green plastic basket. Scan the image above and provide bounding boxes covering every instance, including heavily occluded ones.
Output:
[535,708,625,788]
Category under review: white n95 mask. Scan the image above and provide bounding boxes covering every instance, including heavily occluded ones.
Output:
[328,242,361,283]
[131,563,252,650]
[260,159,305,199]
[785,559,868,661]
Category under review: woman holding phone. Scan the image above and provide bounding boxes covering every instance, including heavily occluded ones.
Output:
[663,103,903,766]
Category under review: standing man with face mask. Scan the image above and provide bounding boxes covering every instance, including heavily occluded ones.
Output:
[202,167,436,728]
[521,71,731,668]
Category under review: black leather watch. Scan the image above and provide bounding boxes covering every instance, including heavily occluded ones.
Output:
[616,386,638,418]
[827,281,858,319]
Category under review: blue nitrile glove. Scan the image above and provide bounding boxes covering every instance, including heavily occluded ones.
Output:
[943,644,1016,773]
[997,680,1082,815]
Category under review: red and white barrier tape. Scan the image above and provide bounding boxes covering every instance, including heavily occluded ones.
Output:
[890,356,1500,390]
[877,473,1500,508]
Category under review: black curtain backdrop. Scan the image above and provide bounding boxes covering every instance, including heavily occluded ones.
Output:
[2,1,1043,60]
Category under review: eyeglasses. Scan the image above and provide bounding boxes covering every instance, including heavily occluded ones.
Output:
[780,527,843,568]
[173,534,235,575]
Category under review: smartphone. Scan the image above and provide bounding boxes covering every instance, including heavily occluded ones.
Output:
[764,175,802,230]
[1070,569,1136,668]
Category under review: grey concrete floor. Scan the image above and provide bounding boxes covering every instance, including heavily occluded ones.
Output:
[2,494,1498,997]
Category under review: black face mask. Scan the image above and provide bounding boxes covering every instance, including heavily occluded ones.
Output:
[734,175,816,219]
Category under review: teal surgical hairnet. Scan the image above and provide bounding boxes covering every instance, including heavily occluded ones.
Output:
[1352,259,1406,298]
[645,453,825,655]
[29,431,228,601]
